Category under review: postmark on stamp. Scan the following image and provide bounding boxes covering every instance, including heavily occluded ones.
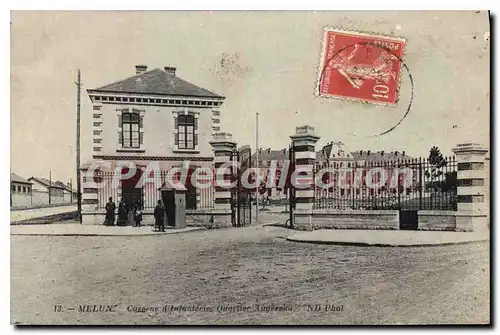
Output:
[317,28,407,106]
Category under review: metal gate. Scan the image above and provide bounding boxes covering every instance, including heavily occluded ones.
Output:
[399,210,418,230]
[230,146,252,227]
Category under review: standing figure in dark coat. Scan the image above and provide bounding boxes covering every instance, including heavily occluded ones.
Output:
[154,200,165,232]
[104,197,116,226]
[116,199,128,226]
[133,200,143,227]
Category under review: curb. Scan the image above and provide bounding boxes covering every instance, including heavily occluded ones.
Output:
[11,227,205,237]
[285,237,490,247]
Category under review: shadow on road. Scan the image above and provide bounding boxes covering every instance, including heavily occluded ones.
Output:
[11,211,79,225]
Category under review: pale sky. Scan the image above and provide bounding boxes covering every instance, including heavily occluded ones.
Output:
[11,11,490,183]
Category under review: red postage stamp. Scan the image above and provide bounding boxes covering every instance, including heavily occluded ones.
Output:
[317,28,407,106]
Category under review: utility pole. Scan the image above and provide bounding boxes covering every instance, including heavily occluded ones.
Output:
[49,170,52,205]
[76,69,82,223]
[255,112,259,224]
[70,178,73,203]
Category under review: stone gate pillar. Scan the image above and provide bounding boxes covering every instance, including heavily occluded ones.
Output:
[80,163,99,225]
[452,143,489,232]
[209,132,236,228]
[290,125,320,230]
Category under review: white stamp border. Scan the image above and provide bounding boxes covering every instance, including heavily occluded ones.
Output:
[314,26,408,108]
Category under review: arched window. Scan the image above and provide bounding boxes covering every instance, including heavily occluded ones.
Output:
[121,112,140,148]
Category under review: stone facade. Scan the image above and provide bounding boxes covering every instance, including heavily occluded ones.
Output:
[417,211,456,231]
[290,125,320,228]
[91,101,215,158]
[81,65,225,225]
[294,210,399,231]
[452,143,489,232]
[208,132,236,227]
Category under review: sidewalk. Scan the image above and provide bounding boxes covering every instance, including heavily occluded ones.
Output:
[10,223,204,236]
[10,205,77,223]
[287,229,490,247]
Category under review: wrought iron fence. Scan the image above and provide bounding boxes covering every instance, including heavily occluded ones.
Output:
[312,156,457,211]
[198,185,216,210]
[95,170,215,210]
[95,171,119,210]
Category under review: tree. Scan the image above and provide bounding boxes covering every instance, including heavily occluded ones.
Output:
[441,171,457,193]
[425,146,447,191]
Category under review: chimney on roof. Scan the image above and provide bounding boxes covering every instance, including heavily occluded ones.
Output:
[381,150,384,156]
[164,66,177,75]
[360,150,363,155]
[267,148,271,154]
[367,150,371,156]
[135,65,148,74]
[395,151,399,156]
[402,151,406,156]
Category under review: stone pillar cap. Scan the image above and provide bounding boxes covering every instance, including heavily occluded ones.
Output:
[452,142,488,154]
[212,132,233,142]
[210,132,237,149]
[295,125,316,135]
[290,124,320,142]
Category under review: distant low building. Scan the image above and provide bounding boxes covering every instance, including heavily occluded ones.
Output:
[11,174,76,208]
[55,181,77,203]
[10,173,33,208]
[28,177,67,205]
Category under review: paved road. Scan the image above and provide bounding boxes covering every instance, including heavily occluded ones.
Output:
[11,224,490,325]
[10,205,77,223]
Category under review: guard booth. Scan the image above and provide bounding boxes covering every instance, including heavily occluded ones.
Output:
[158,180,187,229]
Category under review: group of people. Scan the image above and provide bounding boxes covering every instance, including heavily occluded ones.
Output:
[104,198,142,227]
[104,197,166,232]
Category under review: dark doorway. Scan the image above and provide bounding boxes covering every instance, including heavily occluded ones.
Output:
[162,190,176,227]
[121,167,143,209]
[399,210,418,230]
[186,183,197,210]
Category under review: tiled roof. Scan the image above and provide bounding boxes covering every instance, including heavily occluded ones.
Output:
[248,147,413,164]
[318,142,354,161]
[55,181,77,193]
[350,151,413,163]
[28,177,66,189]
[251,149,289,162]
[11,173,32,184]
[89,68,224,99]
[249,149,413,163]
[315,150,326,161]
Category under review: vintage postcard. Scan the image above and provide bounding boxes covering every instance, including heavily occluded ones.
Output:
[10,11,490,325]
